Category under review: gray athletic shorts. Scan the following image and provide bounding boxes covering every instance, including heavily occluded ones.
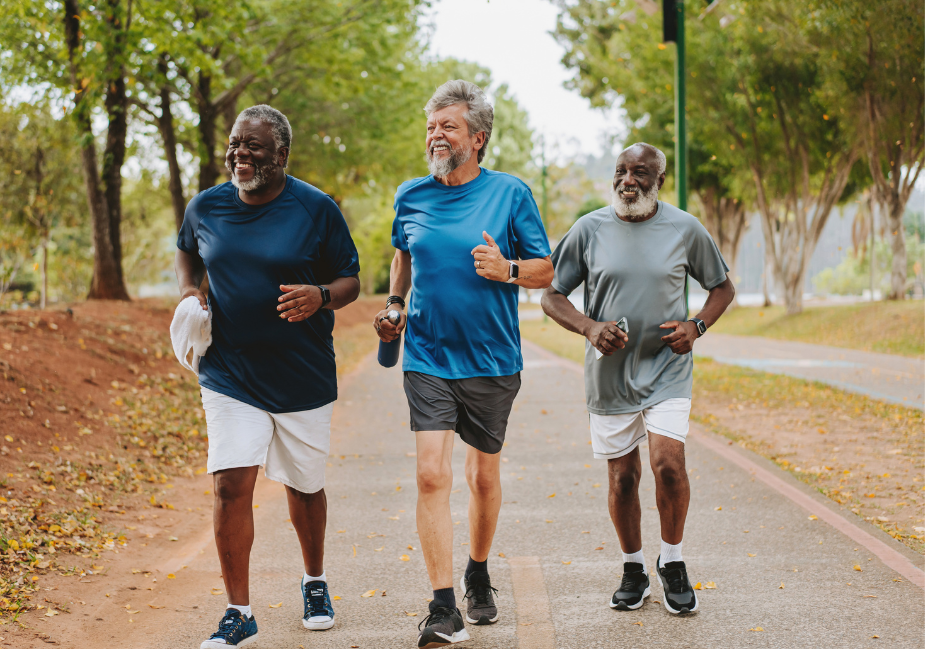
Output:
[403,371,521,455]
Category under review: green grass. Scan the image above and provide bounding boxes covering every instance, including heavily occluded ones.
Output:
[710,301,924,357]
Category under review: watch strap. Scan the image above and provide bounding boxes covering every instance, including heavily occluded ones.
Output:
[318,285,331,307]
[505,260,519,283]
[689,318,706,336]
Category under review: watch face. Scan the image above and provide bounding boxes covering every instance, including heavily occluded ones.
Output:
[511,263,519,278]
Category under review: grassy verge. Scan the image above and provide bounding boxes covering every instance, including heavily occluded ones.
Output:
[710,301,924,357]
[520,319,925,553]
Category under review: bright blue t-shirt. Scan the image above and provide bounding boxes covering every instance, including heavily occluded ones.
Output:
[177,176,360,413]
[392,168,551,379]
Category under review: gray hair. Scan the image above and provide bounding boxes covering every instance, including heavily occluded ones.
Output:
[234,105,292,166]
[424,80,494,163]
[620,142,667,176]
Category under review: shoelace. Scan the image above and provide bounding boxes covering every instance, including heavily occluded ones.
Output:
[463,580,499,608]
[306,587,329,618]
[211,613,244,641]
[418,606,455,632]
[663,567,687,594]
[619,571,645,593]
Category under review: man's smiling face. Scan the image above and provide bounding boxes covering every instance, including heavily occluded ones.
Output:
[225,119,287,192]
[424,103,482,178]
[612,146,665,220]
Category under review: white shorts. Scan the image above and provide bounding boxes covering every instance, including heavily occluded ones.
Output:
[201,387,333,494]
[589,398,691,460]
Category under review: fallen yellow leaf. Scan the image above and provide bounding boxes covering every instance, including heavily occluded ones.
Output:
[45,610,58,617]
[705,581,716,589]
[211,588,223,595]
[562,560,571,565]
[400,555,410,561]
[633,621,643,626]
[333,596,342,600]
[167,574,176,579]
[747,553,756,557]
[268,602,283,608]
[853,565,863,572]
[808,515,818,520]
[148,604,165,609]
[361,590,377,597]
[548,493,556,498]
[779,582,785,589]
[407,545,416,550]
[498,552,506,558]
[714,506,722,511]
[750,627,764,632]
[693,582,703,590]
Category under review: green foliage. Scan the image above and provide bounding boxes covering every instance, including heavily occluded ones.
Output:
[814,234,925,298]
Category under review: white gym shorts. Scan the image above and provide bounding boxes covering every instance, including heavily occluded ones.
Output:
[589,398,692,460]
[201,386,333,494]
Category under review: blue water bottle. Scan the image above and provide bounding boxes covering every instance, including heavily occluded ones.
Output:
[377,309,403,368]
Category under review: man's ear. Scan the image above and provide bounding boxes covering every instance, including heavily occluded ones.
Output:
[278,146,290,168]
[657,173,666,190]
[473,131,487,152]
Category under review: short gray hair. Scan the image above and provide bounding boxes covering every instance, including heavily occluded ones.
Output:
[234,105,292,165]
[621,142,667,176]
[424,80,494,163]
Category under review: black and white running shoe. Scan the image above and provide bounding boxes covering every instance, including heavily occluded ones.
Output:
[460,571,500,625]
[417,601,470,649]
[608,562,650,610]
[656,556,699,614]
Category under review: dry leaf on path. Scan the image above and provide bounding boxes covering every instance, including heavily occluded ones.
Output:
[750,627,764,632]
[400,555,410,561]
[211,588,223,595]
[633,621,643,626]
[498,552,506,558]
[148,604,165,609]
[854,565,863,571]
[167,574,176,579]
[693,582,703,590]
[747,553,756,557]
[361,590,377,597]
[333,596,342,600]
[562,560,571,565]
[705,582,716,589]
[268,602,283,608]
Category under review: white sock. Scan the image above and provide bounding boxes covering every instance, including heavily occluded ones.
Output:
[227,603,252,619]
[659,540,683,567]
[622,548,647,573]
[303,571,326,585]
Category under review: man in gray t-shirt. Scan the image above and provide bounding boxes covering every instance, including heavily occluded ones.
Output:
[542,143,735,616]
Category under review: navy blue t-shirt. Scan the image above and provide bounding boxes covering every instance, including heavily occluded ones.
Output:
[177,177,360,413]
[392,168,551,379]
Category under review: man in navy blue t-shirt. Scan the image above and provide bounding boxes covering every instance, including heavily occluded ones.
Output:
[374,80,553,648]
[176,105,360,648]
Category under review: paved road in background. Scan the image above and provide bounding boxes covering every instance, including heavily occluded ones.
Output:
[695,333,925,410]
[143,344,923,649]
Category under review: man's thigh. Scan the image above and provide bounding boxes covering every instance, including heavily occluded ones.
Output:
[453,373,521,455]
[266,402,334,495]
[201,387,275,474]
[404,372,459,432]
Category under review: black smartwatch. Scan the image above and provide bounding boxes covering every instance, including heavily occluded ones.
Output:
[689,317,706,337]
[317,285,331,308]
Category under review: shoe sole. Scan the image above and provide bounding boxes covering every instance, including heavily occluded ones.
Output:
[608,585,650,610]
[656,572,698,615]
[460,575,499,624]
[418,628,471,649]
[201,633,259,649]
[302,617,334,630]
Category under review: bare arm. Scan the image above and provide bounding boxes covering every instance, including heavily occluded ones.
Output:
[175,248,208,310]
[277,275,361,322]
[374,249,411,342]
[659,276,736,354]
[541,286,628,355]
[470,231,553,289]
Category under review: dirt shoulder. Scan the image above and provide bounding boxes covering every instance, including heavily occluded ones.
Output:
[0,296,382,648]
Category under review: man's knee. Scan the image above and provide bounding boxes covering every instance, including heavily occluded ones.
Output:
[417,462,452,494]
[652,457,686,490]
[213,471,253,503]
[608,461,641,497]
[465,463,499,497]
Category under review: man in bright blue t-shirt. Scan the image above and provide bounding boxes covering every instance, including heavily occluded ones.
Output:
[374,80,553,648]
[176,105,360,648]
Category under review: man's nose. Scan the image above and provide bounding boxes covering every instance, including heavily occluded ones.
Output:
[622,174,638,186]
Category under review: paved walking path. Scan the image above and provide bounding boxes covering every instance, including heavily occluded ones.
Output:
[695,334,924,409]
[142,344,923,649]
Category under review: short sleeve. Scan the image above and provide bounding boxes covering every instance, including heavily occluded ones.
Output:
[685,220,729,290]
[391,189,410,252]
[510,187,551,260]
[550,218,590,296]
[319,198,361,281]
[177,200,201,255]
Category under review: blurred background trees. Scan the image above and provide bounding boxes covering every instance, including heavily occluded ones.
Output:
[0,0,920,310]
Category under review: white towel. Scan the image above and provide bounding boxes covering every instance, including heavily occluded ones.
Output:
[170,296,212,375]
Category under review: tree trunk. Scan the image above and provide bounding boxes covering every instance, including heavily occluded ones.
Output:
[887,201,906,300]
[782,272,803,315]
[40,233,48,310]
[762,246,772,307]
[197,73,221,193]
[697,187,746,307]
[157,58,187,231]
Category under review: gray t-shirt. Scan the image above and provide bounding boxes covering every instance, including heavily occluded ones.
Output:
[550,201,728,415]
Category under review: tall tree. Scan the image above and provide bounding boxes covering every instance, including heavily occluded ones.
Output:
[810,0,924,299]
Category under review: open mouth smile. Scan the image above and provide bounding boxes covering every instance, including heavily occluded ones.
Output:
[619,187,639,199]
[430,142,451,155]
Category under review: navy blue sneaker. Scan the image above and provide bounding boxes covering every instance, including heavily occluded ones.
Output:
[302,579,335,630]
[200,608,258,648]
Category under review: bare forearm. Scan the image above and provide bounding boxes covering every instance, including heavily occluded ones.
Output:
[389,250,412,299]
[694,277,735,328]
[541,287,594,336]
[175,249,206,294]
[514,256,554,289]
[325,275,360,311]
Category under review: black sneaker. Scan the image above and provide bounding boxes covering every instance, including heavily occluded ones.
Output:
[200,608,259,648]
[609,562,650,610]
[460,571,499,624]
[656,556,699,614]
[417,601,470,648]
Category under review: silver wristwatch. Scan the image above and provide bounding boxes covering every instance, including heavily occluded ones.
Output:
[689,317,706,337]
[505,260,519,283]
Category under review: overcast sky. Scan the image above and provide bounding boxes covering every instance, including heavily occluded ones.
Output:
[427,0,623,161]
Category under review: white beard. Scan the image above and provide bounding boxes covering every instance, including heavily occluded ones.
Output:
[227,159,275,192]
[426,139,472,178]
[612,183,659,220]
